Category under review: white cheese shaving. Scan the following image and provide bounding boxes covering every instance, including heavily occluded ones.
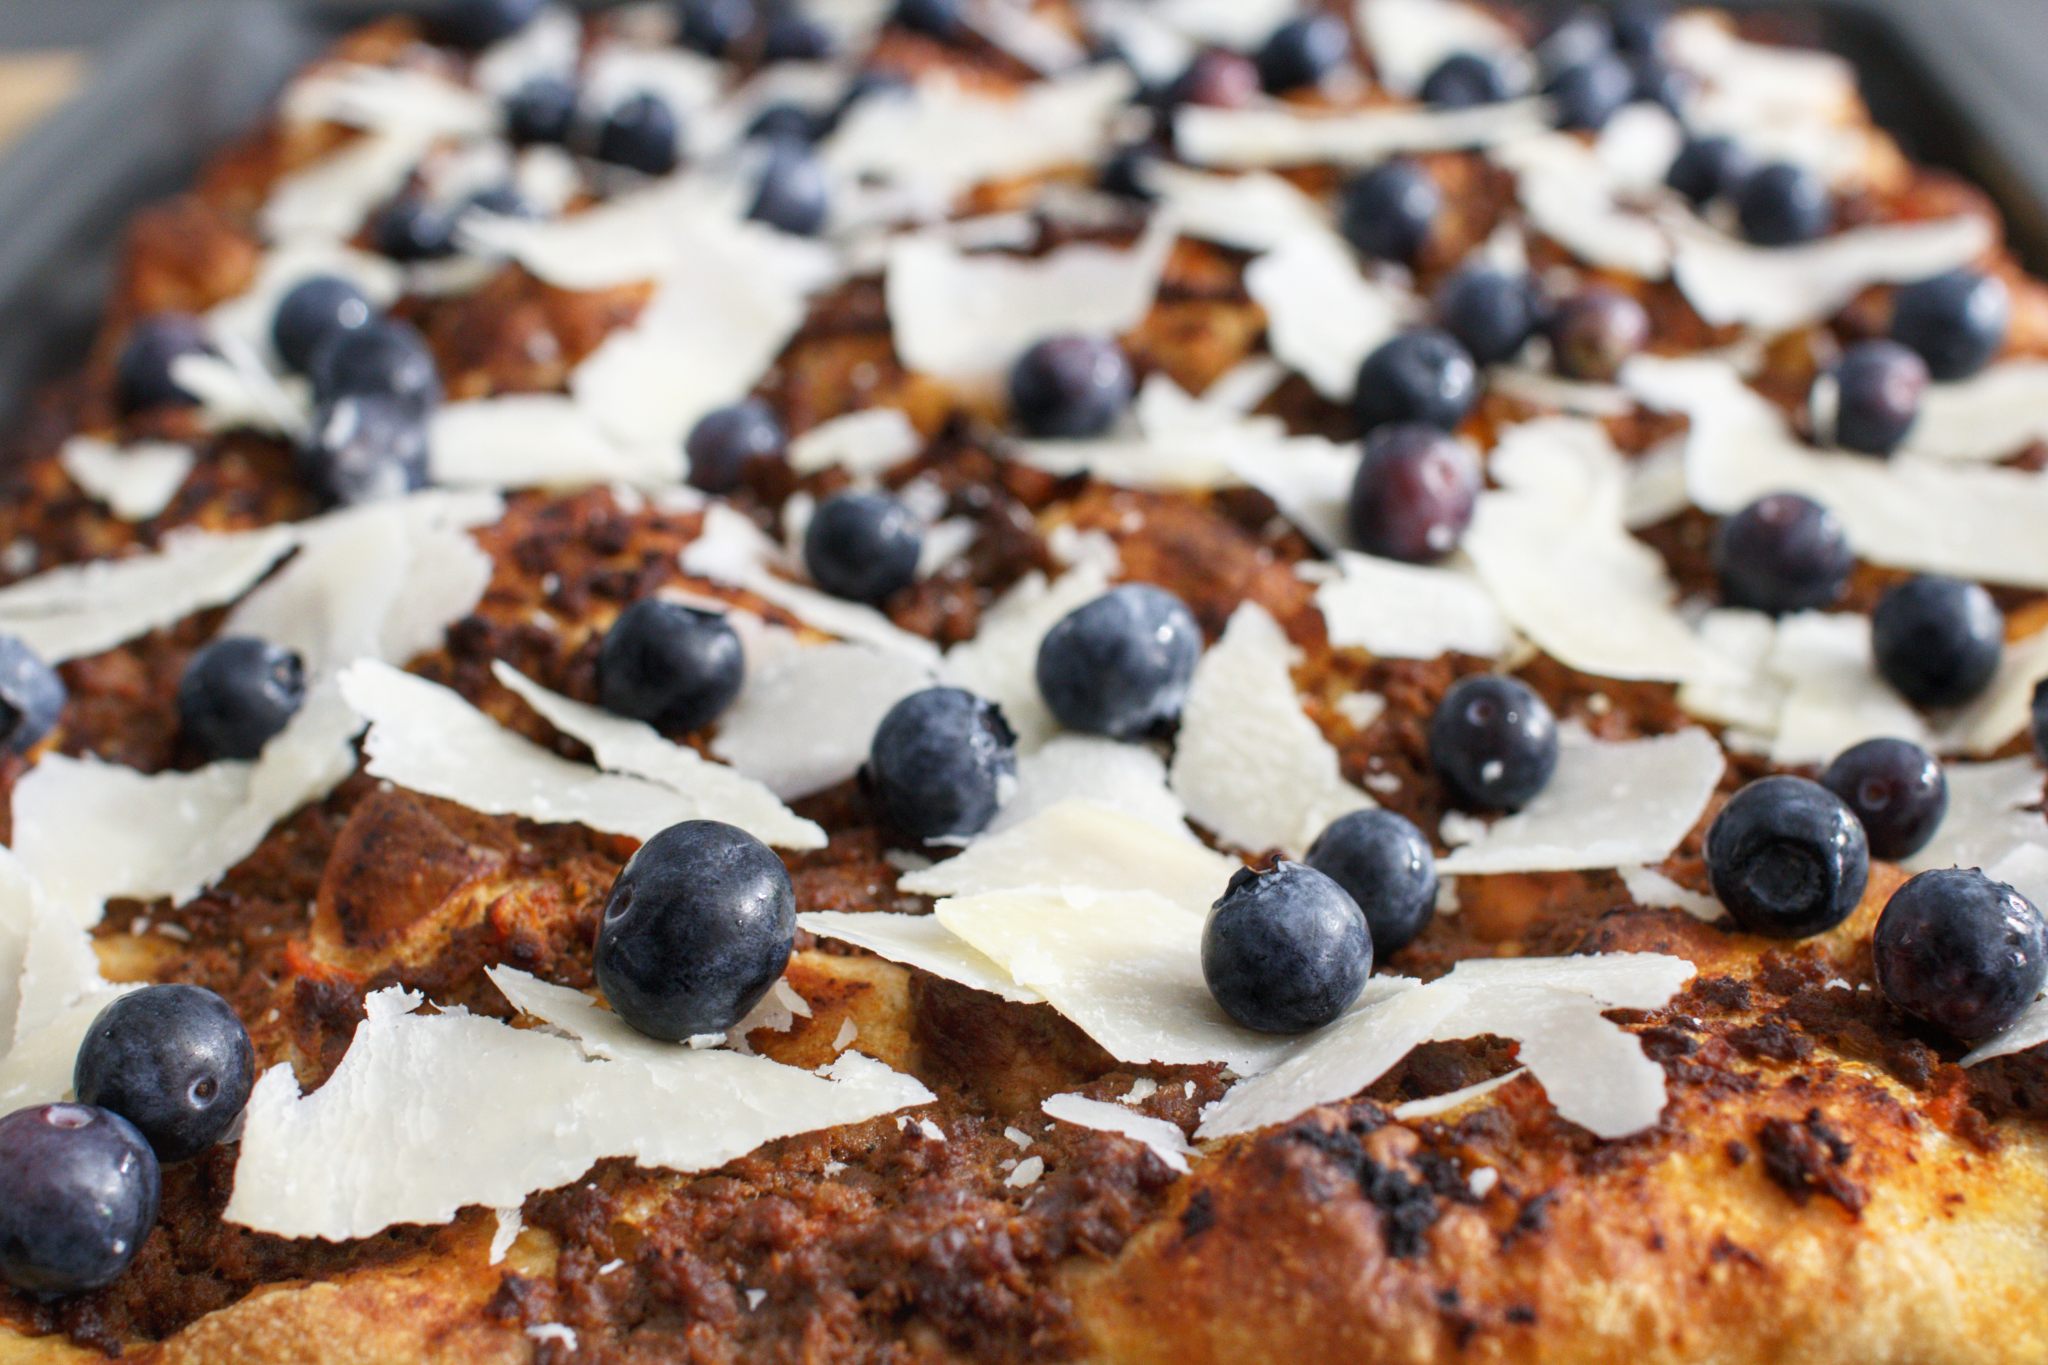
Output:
[1617,865,1725,922]
[170,348,310,440]
[712,640,932,799]
[472,4,582,98]
[787,408,923,478]
[799,911,1046,1004]
[991,734,1190,838]
[1243,230,1415,400]
[1225,431,1358,552]
[1140,164,1333,254]
[56,437,195,522]
[1904,757,2044,878]
[1005,1154,1045,1188]
[430,394,683,489]
[489,1207,522,1266]
[1041,1092,1193,1173]
[1310,551,1509,660]
[937,562,1111,750]
[1904,361,2048,463]
[1175,98,1550,170]
[1389,1066,1528,1121]
[1491,127,1674,278]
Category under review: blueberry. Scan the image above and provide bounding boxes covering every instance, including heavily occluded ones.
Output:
[594,820,795,1041]
[1434,265,1541,366]
[1871,574,2003,709]
[1354,328,1478,432]
[73,986,254,1164]
[0,1104,159,1297]
[1255,14,1349,94]
[1549,285,1649,383]
[1428,674,1559,812]
[1547,53,1635,131]
[308,318,441,410]
[1821,737,1948,861]
[1166,49,1261,110]
[1009,334,1134,439]
[1099,143,1156,201]
[596,93,682,175]
[1736,161,1831,247]
[1611,1,1670,55]
[1665,134,1754,208]
[804,491,923,604]
[1536,9,1615,78]
[431,0,544,47]
[115,314,213,414]
[177,637,306,760]
[506,75,578,146]
[686,399,785,493]
[1714,492,1852,616]
[298,395,432,506]
[1347,423,1480,563]
[1035,584,1202,741]
[763,11,835,61]
[1826,339,1927,456]
[1875,868,2048,1042]
[866,686,1017,840]
[1892,268,2010,381]
[1705,775,1868,938]
[747,140,830,235]
[1627,54,1690,113]
[0,634,65,755]
[745,102,822,144]
[2035,678,2048,765]
[370,195,457,262]
[597,598,745,733]
[894,0,963,40]
[272,276,375,375]
[1337,159,1441,264]
[678,0,755,55]
[1304,808,1438,956]
[1419,51,1512,108]
[464,184,540,220]
[1202,862,1372,1034]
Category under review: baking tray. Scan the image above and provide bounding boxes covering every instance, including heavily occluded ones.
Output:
[0,0,2041,433]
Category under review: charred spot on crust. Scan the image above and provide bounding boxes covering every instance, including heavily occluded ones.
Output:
[1757,1109,1868,1215]
[1179,1189,1216,1239]
[1289,1124,1442,1260]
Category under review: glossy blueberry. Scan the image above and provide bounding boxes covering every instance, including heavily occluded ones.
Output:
[1166,49,1261,110]
[1035,585,1202,741]
[1434,265,1541,366]
[308,318,441,410]
[1892,268,2010,381]
[1009,334,1134,439]
[1419,51,1512,108]
[1305,808,1438,957]
[894,0,963,40]
[1826,339,1927,456]
[1099,143,1156,201]
[1714,492,1852,616]
[1354,328,1478,433]
[1549,285,1649,383]
[1627,54,1690,113]
[1665,134,1754,208]
[1429,674,1559,812]
[1875,868,2048,1042]
[1547,53,1636,132]
[297,394,431,506]
[73,986,254,1165]
[1347,423,1480,563]
[595,93,682,175]
[594,821,795,1041]
[0,635,65,755]
[1203,862,1372,1034]
[746,101,822,144]
[1255,14,1349,93]
[685,398,784,494]
[176,637,306,761]
[1871,574,2003,709]
[1705,775,1868,938]
[678,0,755,57]
[431,0,544,47]
[597,598,745,733]
[1536,10,1616,80]
[2035,677,2048,765]
[866,686,1017,840]
[505,75,578,146]
[1337,159,1440,264]
[1736,161,1831,247]
[1611,1,1670,55]
[747,140,830,235]
[804,491,923,604]
[763,11,835,62]
[464,184,540,220]
[370,195,457,263]
[0,1105,158,1297]
[271,276,374,375]
[115,314,212,414]
[1821,737,1948,861]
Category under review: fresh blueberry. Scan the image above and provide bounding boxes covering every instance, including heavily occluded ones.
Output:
[1429,674,1559,812]
[1821,737,1948,861]
[1347,423,1480,563]
[0,1104,159,1297]
[297,395,432,506]
[370,195,457,262]
[1536,10,1615,80]
[1714,492,1852,616]
[686,398,785,493]
[1166,49,1261,110]
[1875,868,2048,1042]
[177,637,306,761]
[804,491,923,604]
[1549,285,1649,383]
[1826,339,1927,456]
[308,318,441,410]
[1099,143,1156,201]
[2035,678,2048,765]
[1305,808,1438,956]
[594,820,796,1041]
[1009,334,1134,439]
[595,93,682,175]
[866,686,1017,840]
[115,314,213,414]
[747,140,830,235]
[1705,775,1868,938]
[1891,268,2010,381]
[271,276,375,375]
[1337,159,1441,264]
[1434,265,1541,366]
[1627,54,1690,113]
[1871,574,2003,709]
[1665,134,1754,207]
[1255,14,1349,93]
[1203,862,1372,1034]
[1035,584,1202,741]
[1736,161,1831,247]
[1611,1,1670,54]
[73,985,254,1164]
[0,635,65,755]
[678,0,755,55]
[745,102,822,144]
[431,0,543,47]
[763,11,835,62]
[464,184,540,220]
[505,75,578,146]
[597,598,746,733]
[1419,51,1512,108]
[1547,53,1636,131]
[1354,328,1478,432]
[894,0,963,41]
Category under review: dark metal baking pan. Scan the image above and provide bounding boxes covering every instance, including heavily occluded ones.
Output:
[0,0,2042,433]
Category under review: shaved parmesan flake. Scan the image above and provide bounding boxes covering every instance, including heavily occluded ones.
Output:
[993,735,1190,838]
[1452,984,1669,1140]
[0,851,104,1055]
[282,63,495,139]
[1176,98,1549,170]
[1618,865,1725,922]
[1171,602,1374,856]
[0,989,133,1111]
[1141,164,1333,254]
[802,906,1044,1000]
[1905,757,2044,878]
[788,408,923,478]
[1489,366,1637,420]
[1491,130,1673,277]
[1311,551,1509,660]
[939,563,1111,750]
[1906,362,2048,463]
[1443,951,1698,1008]
[1961,998,2048,1067]
[430,394,683,488]
[714,642,933,799]
[1358,0,1525,96]
[57,437,194,522]
[1008,374,1259,492]
[1665,14,1869,185]
[1763,612,1932,765]
[473,4,581,98]
[1389,1067,1527,1122]
[171,349,309,440]
[1006,1155,1045,1187]
[489,1208,522,1266]
[1225,432,1357,552]
[1245,230,1415,400]
[1041,1092,1194,1173]
[1668,214,1992,333]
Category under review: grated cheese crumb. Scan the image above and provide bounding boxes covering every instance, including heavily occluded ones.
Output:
[1003,1126,1034,1150]
[1006,1156,1046,1189]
